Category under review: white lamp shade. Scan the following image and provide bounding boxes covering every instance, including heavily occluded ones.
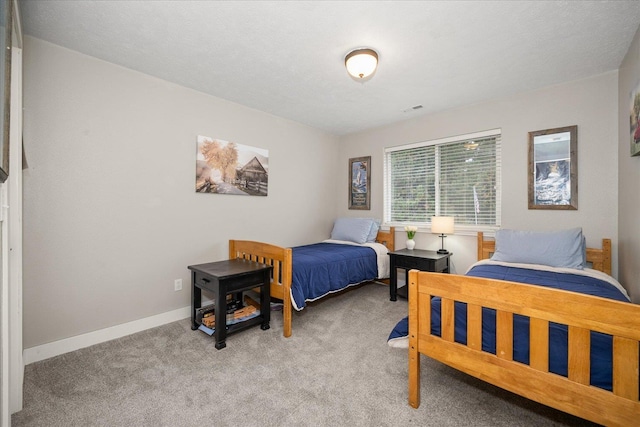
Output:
[431,216,454,234]
[345,48,378,79]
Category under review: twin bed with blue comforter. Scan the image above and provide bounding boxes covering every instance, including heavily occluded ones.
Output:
[290,241,384,310]
[395,230,640,426]
[389,260,630,390]
[229,221,395,338]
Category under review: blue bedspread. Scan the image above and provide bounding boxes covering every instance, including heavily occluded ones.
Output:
[291,242,378,310]
[388,263,631,391]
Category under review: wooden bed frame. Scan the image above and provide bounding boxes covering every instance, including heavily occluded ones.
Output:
[408,232,640,426]
[229,227,395,338]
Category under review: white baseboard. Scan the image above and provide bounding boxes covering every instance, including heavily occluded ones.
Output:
[23,305,196,365]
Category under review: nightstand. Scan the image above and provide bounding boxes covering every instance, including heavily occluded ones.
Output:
[188,259,272,349]
[388,249,452,301]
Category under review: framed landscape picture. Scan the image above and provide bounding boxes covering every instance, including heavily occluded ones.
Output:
[196,135,269,196]
[348,156,370,210]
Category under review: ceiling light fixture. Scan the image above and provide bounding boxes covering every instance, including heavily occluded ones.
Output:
[464,141,479,150]
[345,48,378,80]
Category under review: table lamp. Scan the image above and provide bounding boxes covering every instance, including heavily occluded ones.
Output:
[431,216,454,254]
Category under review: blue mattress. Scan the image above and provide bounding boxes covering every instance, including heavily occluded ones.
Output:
[291,242,378,310]
[388,263,631,391]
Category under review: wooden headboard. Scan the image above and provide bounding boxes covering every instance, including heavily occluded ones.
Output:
[477,231,611,275]
[375,227,395,251]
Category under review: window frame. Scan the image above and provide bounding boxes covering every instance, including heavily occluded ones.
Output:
[383,129,502,234]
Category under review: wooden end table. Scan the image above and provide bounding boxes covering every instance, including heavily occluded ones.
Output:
[388,249,452,301]
[188,258,272,349]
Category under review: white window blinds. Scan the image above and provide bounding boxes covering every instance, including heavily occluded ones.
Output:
[384,129,501,227]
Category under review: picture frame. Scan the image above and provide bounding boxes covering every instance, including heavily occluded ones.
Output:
[629,80,640,156]
[0,0,13,183]
[348,156,370,210]
[528,125,577,210]
[196,135,269,196]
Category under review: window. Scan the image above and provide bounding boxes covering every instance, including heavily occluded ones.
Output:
[383,129,501,229]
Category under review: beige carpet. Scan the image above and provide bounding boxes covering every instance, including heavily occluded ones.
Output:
[12,282,597,426]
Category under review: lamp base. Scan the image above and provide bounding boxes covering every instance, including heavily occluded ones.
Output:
[437,233,448,254]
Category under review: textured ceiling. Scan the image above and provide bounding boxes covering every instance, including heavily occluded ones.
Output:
[20,1,640,136]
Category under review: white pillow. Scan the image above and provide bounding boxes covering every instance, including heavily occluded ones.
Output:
[330,218,374,244]
[491,228,585,269]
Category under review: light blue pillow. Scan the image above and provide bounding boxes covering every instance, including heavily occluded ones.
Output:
[491,228,585,269]
[330,218,374,244]
[365,218,381,242]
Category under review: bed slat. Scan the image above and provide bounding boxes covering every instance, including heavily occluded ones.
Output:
[441,298,455,342]
[496,311,513,361]
[418,293,430,346]
[467,304,482,351]
[613,337,639,400]
[529,318,549,372]
[568,326,591,385]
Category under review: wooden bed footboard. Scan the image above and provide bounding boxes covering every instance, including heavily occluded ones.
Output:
[407,270,640,425]
[229,240,293,337]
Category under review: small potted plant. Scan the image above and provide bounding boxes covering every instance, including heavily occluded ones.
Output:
[404,226,417,250]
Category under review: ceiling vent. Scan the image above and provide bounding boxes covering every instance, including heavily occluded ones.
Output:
[403,105,423,113]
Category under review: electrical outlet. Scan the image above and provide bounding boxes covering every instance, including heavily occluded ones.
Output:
[174,279,183,291]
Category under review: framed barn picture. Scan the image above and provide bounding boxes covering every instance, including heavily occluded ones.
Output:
[196,135,268,196]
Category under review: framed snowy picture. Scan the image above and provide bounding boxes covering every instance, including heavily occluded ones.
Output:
[528,126,577,210]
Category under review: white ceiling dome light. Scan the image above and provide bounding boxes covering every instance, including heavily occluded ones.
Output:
[345,48,379,80]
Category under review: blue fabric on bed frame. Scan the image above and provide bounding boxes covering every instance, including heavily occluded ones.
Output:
[389,263,630,391]
[290,242,378,309]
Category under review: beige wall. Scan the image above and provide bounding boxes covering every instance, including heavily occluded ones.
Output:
[22,29,636,350]
[618,26,640,303]
[339,73,620,280]
[22,37,340,349]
